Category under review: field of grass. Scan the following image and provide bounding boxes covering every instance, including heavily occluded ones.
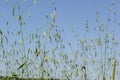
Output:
[0,76,60,80]
[0,0,120,80]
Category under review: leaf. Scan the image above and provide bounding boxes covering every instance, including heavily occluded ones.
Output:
[51,11,56,22]
[6,21,9,26]
[17,15,22,21]
[12,6,15,16]
[96,11,99,15]
[17,62,26,70]
[81,66,86,71]
[46,14,48,19]
[28,48,30,54]
[4,35,8,43]
[12,73,19,77]
[108,17,110,22]
[114,12,116,15]
[34,48,40,56]
[1,37,3,45]
[18,39,23,45]
[0,29,3,35]
[17,30,21,35]
[97,37,102,46]
[44,31,46,38]
[45,56,50,62]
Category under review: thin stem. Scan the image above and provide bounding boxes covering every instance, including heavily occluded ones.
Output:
[20,23,28,77]
[112,59,117,80]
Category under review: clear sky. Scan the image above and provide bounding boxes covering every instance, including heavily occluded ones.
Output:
[0,0,120,79]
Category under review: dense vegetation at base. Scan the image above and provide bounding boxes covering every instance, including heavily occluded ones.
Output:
[0,76,60,80]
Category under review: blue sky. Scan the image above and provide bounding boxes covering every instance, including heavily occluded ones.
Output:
[0,0,120,79]
[55,0,120,42]
[0,0,119,39]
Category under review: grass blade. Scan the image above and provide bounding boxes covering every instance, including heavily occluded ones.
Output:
[17,62,26,70]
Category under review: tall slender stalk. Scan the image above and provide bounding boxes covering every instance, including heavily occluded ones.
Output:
[112,59,117,80]
[18,15,28,77]
[41,32,47,78]
[103,25,107,80]
[20,25,28,77]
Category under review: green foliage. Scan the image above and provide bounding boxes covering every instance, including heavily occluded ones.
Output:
[17,62,26,70]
